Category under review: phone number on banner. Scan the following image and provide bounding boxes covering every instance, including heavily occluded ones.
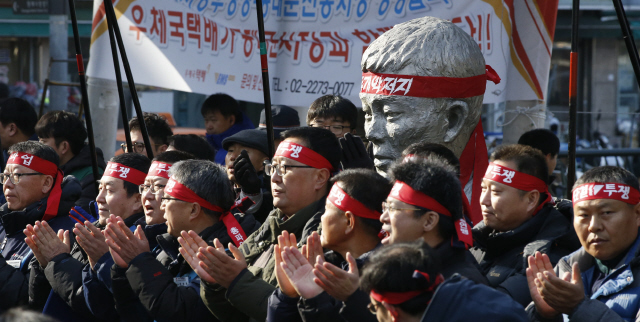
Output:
[272,78,356,96]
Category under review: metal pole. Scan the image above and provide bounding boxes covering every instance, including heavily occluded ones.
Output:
[613,0,640,88]
[255,0,275,157]
[567,0,579,197]
[68,0,100,195]
[103,0,154,160]
[104,6,133,154]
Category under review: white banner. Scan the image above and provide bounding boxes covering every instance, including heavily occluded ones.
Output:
[87,0,558,107]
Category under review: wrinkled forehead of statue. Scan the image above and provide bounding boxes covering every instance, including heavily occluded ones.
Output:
[361,16,486,78]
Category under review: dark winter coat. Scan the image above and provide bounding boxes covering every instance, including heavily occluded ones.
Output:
[201,197,326,322]
[0,175,81,312]
[112,213,260,322]
[61,145,106,212]
[471,205,578,307]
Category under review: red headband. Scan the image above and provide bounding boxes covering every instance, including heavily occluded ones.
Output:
[104,162,147,186]
[148,161,172,179]
[572,182,640,205]
[389,181,472,248]
[275,141,335,172]
[165,177,247,247]
[484,162,553,213]
[328,183,381,220]
[370,271,444,305]
[360,65,500,98]
[7,152,63,221]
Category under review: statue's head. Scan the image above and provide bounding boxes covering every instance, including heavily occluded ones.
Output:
[361,16,486,175]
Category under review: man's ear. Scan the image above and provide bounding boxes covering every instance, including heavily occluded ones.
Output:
[41,175,54,194]
[525,190,541,213]
[381,302,399,321]
[228,115,236,125]
[633,202,640,227]
[190,202,201,220]
[314,168,331,191]
[7,123,17,137]
[59,141,71,156]
[423,211,440,233]
[344,211,356,234]
[442,100,469,143]
[131,193,143,213]
[158,144,168,153]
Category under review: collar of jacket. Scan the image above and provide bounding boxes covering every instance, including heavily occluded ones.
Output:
[435,240,468,269]
[206,122,251,150]
[473,205,554,255]
[60,145,107,175]
[324,242,382,271]
[255,197,326,247]
[0,197,47,235]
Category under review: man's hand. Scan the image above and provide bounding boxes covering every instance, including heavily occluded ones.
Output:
[339,133,374,170]
[275,231,299,297]
[313,252,359,301]
[537,261,585,314]
[196,238,247,288]
[234,150,262,195]
[104,215,150,268]
[178,230,217,284]
[24,221,70,267]
[302,232,324,267]
[73,221,109,269]
[281,246,323,299]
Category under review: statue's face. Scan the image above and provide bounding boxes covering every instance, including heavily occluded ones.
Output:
[361,93,446,175]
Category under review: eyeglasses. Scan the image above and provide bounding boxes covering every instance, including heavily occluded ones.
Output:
[160,196,183,203]
[0,172,43,185]
[311,124,350,135]
[139,183,167,194]
[367,302,381,315]
[120,142,161,154]
[381,201,422,214]
[264,162,312,177]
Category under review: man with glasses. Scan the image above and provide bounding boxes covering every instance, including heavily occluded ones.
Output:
[27,153,150,320]
[0,141,80,310]
[122,112,173,157]
[307,95,357,138]
[106,160,260,321]
[180,127,341,322]
[381,158,487,284]
[360,240,527,322]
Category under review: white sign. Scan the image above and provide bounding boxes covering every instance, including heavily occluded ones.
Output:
[87,0,558,107]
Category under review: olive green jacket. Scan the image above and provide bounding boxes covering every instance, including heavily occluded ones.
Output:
[201,197,326,322]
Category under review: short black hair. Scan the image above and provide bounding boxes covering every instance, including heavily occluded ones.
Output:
[389,158,462,241]
[491,144,549,184]
[9,141,60,167]
[518,129,560,157]
[168,134,215,161]
[402,142,460,176]
[201,93,242,124]
[573,166,640,192]
[153,150,196,164]
[0,98,38,137]
[128,112,173,146]
[307,95,358,129]
[109,153,151,197]
[35,111,87,156]
[331,169,392,236]
[360,240,441,315]
[281,127,341,172]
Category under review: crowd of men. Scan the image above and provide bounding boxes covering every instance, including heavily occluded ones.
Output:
[0,15,638,322]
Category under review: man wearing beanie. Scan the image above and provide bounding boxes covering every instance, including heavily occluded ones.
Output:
[222,129,272,223]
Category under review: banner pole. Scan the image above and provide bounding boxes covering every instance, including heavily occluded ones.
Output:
[103,0,155,160]
[68,0,100,195]
[103,1,133,154]
[255,0,275,157]
[567,0,579,196]
[613,0,640,90]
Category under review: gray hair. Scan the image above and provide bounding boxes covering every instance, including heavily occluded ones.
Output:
[169,160,235,217]
[362,16,485,128]
[8,141,60,167]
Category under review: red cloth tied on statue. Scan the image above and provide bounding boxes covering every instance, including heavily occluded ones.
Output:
[275,140,335,172]
[389,181,472,249]
[103,162,147,186]
[165,177,247,247]
[370,270,444,305]
[328,183,381,220]
[483,162,553,214]
[572,182,640,205]
[7,152,63,221]
[361,66,501,225]
[147,161,172,179]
